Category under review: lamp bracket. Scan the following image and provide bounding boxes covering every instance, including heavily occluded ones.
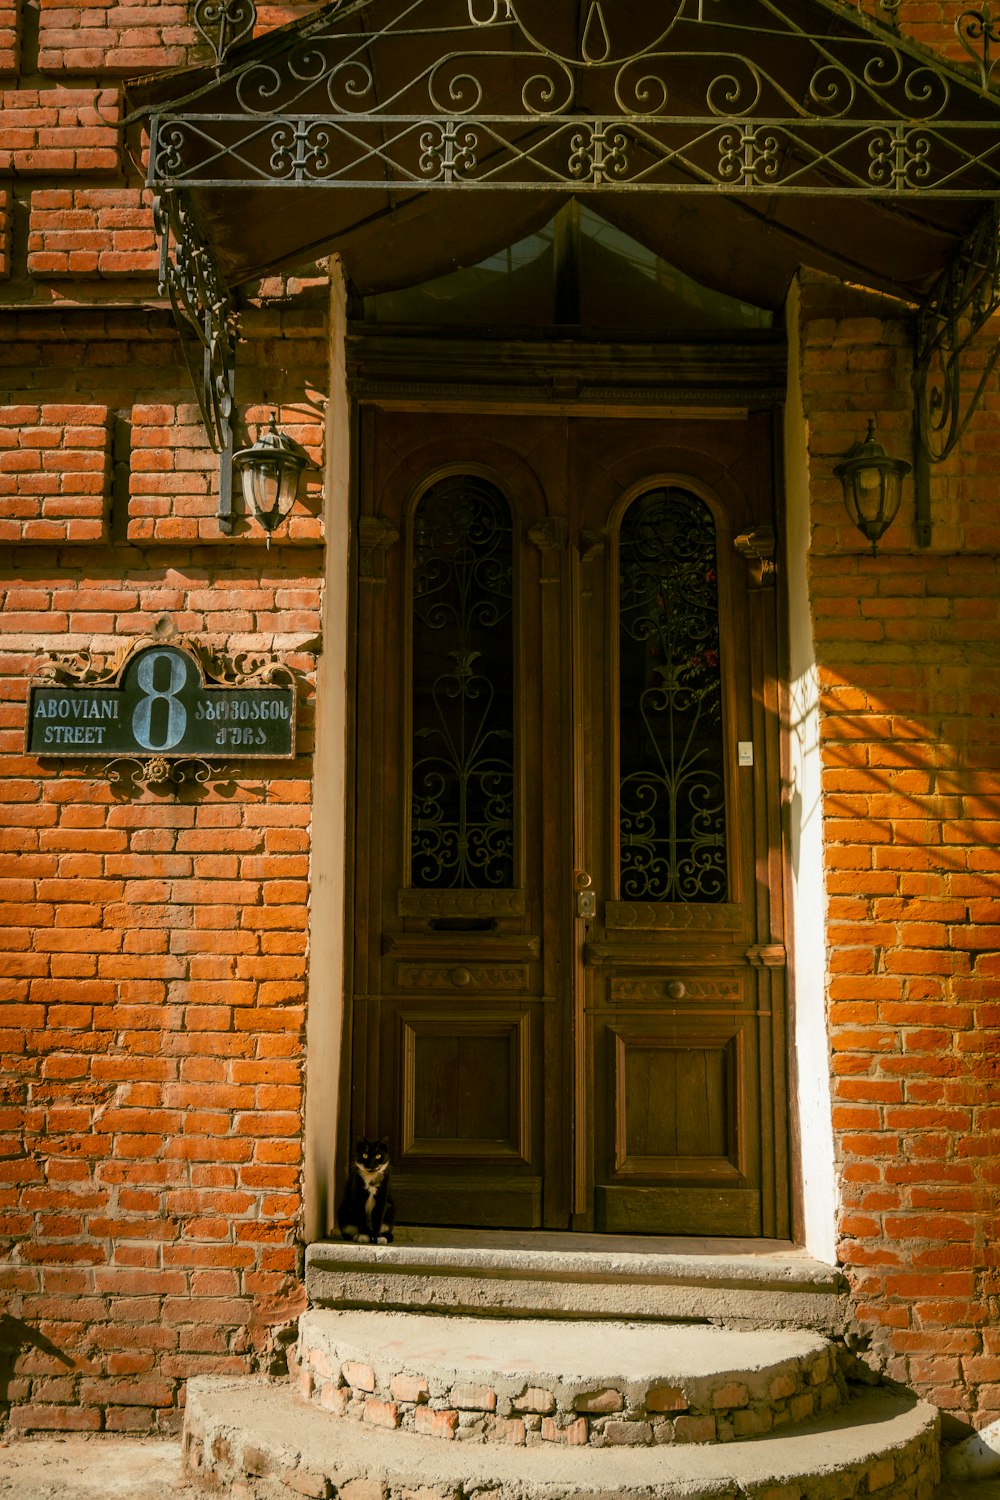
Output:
[153,188,240,530]
[914,200,1000,467]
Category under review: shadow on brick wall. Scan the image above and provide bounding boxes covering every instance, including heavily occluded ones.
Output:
[0,1315,73,1427]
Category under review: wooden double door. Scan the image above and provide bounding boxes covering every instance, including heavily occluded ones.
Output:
[349,405,789,1237]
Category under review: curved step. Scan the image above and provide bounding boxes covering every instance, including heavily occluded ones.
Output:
[295,1310,844,1447]
[184,1374,939,1500]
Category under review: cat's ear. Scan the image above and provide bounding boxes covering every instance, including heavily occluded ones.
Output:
[355,1138,366,1155]
[377,1136,390,1151]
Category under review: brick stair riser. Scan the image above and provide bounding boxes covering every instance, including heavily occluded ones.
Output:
[291,1345,845,1448]
[183,1409,940,1500]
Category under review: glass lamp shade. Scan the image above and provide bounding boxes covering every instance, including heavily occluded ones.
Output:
[833,420,911,552]
[232,414,317,539]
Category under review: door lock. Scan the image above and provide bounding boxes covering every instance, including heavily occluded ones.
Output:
[575,870,596,919]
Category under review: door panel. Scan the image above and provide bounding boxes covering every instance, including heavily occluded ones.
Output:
[350,404,787,1236]
[598,1017,759,1236]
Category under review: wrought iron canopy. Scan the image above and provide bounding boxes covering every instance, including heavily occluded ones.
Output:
[127,0,1000,547]
[128,0,1000,300]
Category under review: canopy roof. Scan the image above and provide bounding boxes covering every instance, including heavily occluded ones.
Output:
[128,0,1000,305]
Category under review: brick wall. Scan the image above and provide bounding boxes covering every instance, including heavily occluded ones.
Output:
[0,0,329,1435]
[0,0,998,1439]
[797,276,1000,1424]
[0,301,329,1431]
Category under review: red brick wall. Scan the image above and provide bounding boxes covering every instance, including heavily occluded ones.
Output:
[0,302,328,1432]
[797,279,1000,1425]
[0,0,997,1438]
[0,0,329,1435]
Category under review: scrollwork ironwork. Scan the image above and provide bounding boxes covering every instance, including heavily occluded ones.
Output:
[419,121,479,182]
[33,632,293,694]
[868,123,932,188]
[618,488,727,905]
[410,476,515,891]
[153,190,238,519]
[193,0,257,68]
[143,0,1000,196]
[141,0,1000,508]
[956,5,1000,92]
[105,755,223,790]
[914,201,1000,463]
[34,643,133,689]
[270,120,334,178]
[468,0,514,27]
[718,126,781,187]
[568,122,629,184]
[871,0,903,31]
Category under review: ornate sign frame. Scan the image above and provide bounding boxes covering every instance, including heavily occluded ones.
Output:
[27,636,297,787]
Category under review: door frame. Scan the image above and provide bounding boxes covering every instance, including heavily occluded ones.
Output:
[336,327,793,1238]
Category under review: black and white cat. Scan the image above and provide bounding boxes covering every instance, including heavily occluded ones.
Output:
[336,1137,395,1244]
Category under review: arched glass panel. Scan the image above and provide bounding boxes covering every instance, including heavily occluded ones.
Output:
[411,476,515,889]
[618,488,727,903]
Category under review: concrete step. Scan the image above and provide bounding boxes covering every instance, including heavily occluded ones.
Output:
[305,1231,849,1332]
[294,1309,844,1447]
[184,1374,939,1500]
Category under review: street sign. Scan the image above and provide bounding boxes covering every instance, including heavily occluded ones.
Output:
[27,641,296,760]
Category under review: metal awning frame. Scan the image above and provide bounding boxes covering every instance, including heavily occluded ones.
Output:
[142,0,1000,543]
[146,0,1000,197]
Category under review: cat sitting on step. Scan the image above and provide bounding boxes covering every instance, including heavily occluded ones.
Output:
[336,1136,395,1244]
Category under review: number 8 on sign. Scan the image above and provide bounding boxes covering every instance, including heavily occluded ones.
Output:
[131,650,188,750]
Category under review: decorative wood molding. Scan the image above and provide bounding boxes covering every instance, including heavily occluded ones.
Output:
[397,887,527,917]
[528,517,569,553]
[358,515,399,581]
[348,334,787,412]
[399,1009,532,1166]
[734,525,777,589]
[580,529,606,561]
[604,901,744,932]
[395,963,529,991]
[587,944,745,967]
[745,943,787,968]
[383,932,541,959]
[609,977,742,1002]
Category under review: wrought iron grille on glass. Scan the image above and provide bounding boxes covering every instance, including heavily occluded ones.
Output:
[619,488,727,904]
[410,477,515,890]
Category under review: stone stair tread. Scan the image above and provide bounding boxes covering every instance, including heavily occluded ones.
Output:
[300,1307,829,1384]
[187,1374,938,1498]
[306,1232,841,1289]
[304,1235,849,1331]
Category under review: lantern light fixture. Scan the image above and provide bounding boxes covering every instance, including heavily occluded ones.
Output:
[833,418,911,554]
[231,412,319,545]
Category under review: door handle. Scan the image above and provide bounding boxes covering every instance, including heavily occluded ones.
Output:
[575,870,596,919]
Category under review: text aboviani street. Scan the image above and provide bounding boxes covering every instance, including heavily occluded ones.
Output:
[27,642,296,759]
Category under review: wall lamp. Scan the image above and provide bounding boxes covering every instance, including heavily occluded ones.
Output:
[231,413,320,545]
[834,419,912,554]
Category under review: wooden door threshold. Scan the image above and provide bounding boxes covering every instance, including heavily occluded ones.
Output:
[305,1230,848,1333]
